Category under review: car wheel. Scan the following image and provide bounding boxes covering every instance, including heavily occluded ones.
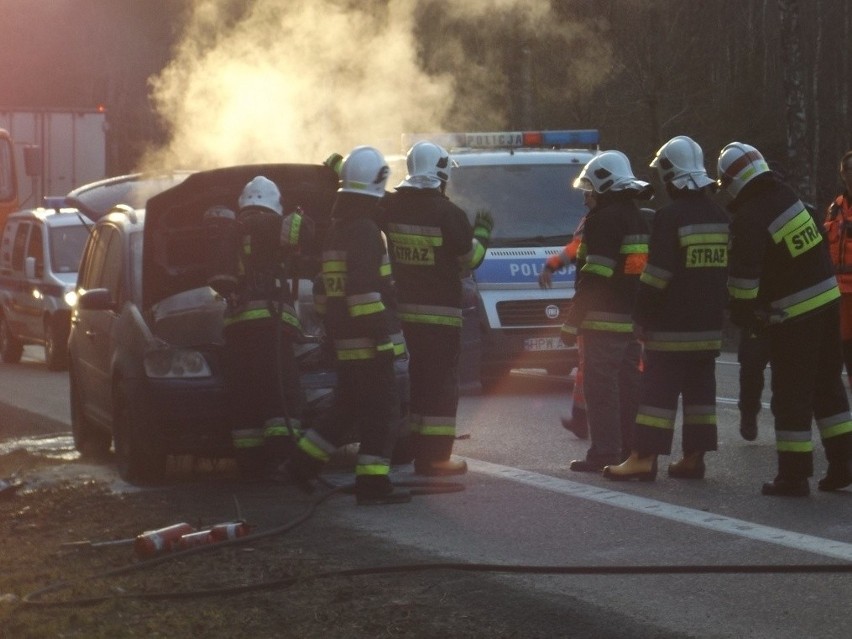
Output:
[0,315,24,364]
[69,365,111,458]
[113,379,167,485]
[44,315,70,371]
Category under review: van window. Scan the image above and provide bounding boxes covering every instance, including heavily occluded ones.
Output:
[78,225,112,291]
[447,163,585,245]
[11,222,30,271]
[26,223,44,278]
[50,225,90,273]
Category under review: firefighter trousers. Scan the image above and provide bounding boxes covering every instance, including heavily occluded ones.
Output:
[297,357,400,476]
[223,317,305,473]
[769,306,852,480]
[403,321,462,464]
[581,332,642,464]
[633,352,718,456]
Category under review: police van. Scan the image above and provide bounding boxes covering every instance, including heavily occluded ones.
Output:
[394,130,599,389]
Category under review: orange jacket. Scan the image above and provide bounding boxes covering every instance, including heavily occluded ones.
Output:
[545,215,586,272]
[824,193,852,293]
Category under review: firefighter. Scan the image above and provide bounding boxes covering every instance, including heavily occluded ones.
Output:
[603,136,729,482]
[718,142,852,496]
[207,177,311,479]
[282,146,411,505]
[823,150,852,389]
[539,215,588,439]
[561,151,651,473]
[380,140,493,476]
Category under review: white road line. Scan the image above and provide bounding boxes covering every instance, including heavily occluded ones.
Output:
[466,458,852,562]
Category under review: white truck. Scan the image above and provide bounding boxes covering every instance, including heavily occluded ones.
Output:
[0,108,107,211]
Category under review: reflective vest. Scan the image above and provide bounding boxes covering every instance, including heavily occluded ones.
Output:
[824,192,852,293]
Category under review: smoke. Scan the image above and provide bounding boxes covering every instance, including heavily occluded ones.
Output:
[142,0,598,172]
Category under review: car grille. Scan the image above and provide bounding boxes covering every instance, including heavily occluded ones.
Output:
[496,299,571,327]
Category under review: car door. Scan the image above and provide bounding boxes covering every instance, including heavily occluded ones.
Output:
[5,219,32,336]
[72,223,123,425]
[19,220,46,340]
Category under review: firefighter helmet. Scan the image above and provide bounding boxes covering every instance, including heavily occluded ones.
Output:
[397,141,451,189]
[338,146,389,198]
[573,150,651,195]
[238,176,283,215]
[650,136,715,190]
[716,142,770,198]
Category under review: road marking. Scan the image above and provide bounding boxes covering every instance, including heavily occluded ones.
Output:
[466,458,852,562]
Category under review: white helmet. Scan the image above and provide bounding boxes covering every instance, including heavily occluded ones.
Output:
[650,136,715,191]
[338,146,389,198]
[573,150,651,194]
[716,142,771,198]
[397,141,451,189]
[238,176,282,215]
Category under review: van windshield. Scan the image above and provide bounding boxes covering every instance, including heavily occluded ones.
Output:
[446,163,586,246]
[49,225,91,273]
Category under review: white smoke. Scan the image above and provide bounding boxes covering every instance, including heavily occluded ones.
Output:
[142,0,591,171]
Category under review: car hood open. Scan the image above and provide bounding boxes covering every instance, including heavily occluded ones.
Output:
[142,163,338,311]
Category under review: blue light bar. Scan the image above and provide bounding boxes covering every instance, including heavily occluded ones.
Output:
[401,129,600,152]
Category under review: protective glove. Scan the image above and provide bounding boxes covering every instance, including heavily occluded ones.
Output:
[473,209,494,243]
[538,267,554,289]
[280,207,314,250]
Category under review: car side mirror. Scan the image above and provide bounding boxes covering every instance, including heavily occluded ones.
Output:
[77,288,116,311]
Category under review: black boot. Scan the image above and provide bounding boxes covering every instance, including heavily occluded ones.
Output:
[761,477,809,497]
[354,475,411,506]
[739,413,758,442]
[818,460,852,492]
[561,407,589,440]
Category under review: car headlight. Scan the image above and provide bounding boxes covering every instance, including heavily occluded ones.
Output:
[144,348,212,379]
[64,289,78,307]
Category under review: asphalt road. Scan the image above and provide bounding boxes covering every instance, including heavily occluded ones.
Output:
[1,345,851,638]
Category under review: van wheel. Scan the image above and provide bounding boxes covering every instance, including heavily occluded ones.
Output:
[113,380,167,485]
[0,316,23,364]
[44,315,70,371]
[70,365,111,458]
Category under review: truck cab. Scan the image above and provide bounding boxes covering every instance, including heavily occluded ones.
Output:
[0,129,17,224]
[395,130,599,389]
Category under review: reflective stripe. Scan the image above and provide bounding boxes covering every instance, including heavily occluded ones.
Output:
[678,224,729,246]
[380,253,392,277]
[644,330,723,352]
[636,405,677,430]
[769,276,840,321]
[224,305,302,331]
[419,415,457,437]
[231,428,264,449]
[461,238,487,269]
[640,264,672,289]
[683,404,717,425]
[347,291,385,317]
[768,202,809,243]
[387,223,443,244]
[298,430,335,462]
[398,303,463,327]
[727,276,760,300]
[355,454,390,477]
[580,311,634,333]
[264,417,301,438]
[817,412,852,439]
[775,430,814,453]
[583,254,616,278]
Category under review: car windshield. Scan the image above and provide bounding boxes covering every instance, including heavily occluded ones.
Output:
[446,163,586,246]
[66,172,192,221]
[49,224,90,273]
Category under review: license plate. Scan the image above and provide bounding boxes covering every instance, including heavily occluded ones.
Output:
[523,336,567,351]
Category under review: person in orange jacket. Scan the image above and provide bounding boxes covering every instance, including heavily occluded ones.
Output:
[539,216,588,439]
[824,150,852,389]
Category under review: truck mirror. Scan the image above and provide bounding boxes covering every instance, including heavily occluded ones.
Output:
[24,146,42,177]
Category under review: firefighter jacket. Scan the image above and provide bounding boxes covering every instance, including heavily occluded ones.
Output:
[545,215,586,272]
[379,188,475,329]
[727,174,840,328]
[633,190,730,355]
[220,209,304,337]
[562,194,650,338]
[316,193,402,362]
[824,191,852,293]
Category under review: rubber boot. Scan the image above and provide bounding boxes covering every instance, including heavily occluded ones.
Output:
[819,435,852,492]
[414,457,468,477]
[668,451,706,479]
[602,452,657,482]
[761,477,809,497]
[739,413,758,442]
[354,475,411,506]
[561,406,589,440]
[267,448,323,493]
